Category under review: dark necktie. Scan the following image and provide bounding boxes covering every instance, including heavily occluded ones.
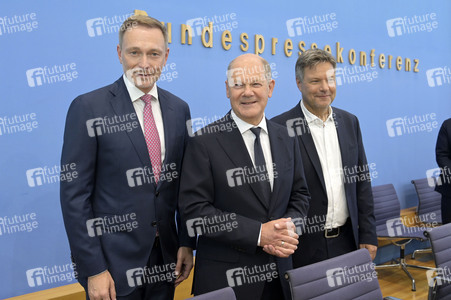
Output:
[250,127,271,204]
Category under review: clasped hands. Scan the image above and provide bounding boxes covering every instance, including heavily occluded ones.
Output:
[260,218,299,258]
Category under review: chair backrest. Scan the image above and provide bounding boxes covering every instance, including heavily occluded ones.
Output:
[411,178,442,224]
[187,287,236,300]
[426,223,451,299]
[285,249,383,300]
[372,184,401,234]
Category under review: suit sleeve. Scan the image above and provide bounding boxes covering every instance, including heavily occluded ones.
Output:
[176,103,197,249]
[179,136,262,254]
[436,120,451,170]
[283,137,310,222]
[354,117,378,246]
[60,97,107,278]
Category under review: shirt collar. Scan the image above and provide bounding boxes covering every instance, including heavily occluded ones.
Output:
[123,74,159,103]
[230,110,268,135]
[300,100,334,124]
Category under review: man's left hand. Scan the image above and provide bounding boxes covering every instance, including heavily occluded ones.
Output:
[174,247,194,287]
[360,244,378,260]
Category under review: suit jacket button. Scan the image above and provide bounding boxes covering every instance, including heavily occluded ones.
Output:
[151,221,157,227]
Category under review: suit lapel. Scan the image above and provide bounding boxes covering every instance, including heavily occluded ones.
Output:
[267,121,283,213]
[296,105,327,193]
[158,88,175,166]
[216,113,270,209]
[108,78,153,172]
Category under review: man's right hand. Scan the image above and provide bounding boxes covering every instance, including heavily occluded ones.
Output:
[260,218,298,258]
[87,270,116,300]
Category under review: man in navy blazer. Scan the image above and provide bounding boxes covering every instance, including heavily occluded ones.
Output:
[272,49,377,268]
[435,118,451,224]
[179,54,310,300]
[60,14,194,299]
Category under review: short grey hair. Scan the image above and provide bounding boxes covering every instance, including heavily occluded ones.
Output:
[227,55,272,82]
[295,49,336,82]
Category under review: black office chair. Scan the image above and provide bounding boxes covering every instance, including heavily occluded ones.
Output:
[187,287,236,300]
[372,183,433,291]
[424,223,451,300]
[411,178,442,259]
[285,249,399,300]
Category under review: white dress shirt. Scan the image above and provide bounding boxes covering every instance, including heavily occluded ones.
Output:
[230,110,274,190]
[123,75,165,164]
[300,101,348,229]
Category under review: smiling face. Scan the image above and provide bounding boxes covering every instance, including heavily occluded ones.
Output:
[117,25,169,93]
[225,54,275,125]
[297,62,336,118]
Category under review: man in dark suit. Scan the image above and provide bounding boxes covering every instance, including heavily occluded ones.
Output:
[179,54,310,300]
[60,14,194,300]
[435,118,451,224]
[272,49,377,268]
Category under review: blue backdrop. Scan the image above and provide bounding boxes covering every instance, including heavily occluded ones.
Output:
[1,0,450,297]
